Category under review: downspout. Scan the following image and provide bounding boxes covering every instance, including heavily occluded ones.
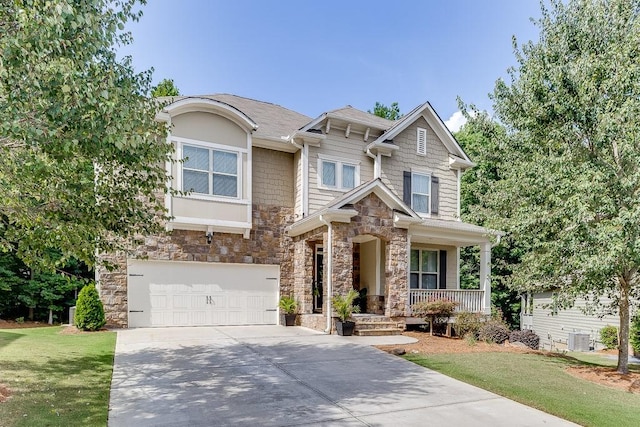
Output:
[365,148,380,179]
[320,215,333,334]
[289,137,308,217]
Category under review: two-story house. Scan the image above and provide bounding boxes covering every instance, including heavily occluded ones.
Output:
[97,94,500,334]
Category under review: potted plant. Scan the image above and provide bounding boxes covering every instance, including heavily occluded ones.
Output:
[279,295,298,326]
[332,289,360,336]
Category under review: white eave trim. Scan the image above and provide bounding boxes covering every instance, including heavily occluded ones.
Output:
[286,208,358,237]
[408,218,503,244]
[365,140,400,157]
[394,213,423,229]
[156,97,258,132]
[449,155,476,170]
[288,130,326,147]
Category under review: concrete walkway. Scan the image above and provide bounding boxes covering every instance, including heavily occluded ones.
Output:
[109,326,576,426]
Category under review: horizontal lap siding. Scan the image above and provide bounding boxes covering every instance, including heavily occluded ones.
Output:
[381,117,458,221]
[531,292,621,350]
[308,131,374,214]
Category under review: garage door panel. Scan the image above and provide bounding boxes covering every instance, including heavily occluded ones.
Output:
[128,260,279,327]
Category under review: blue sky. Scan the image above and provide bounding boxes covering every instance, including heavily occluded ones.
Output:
[121,0,542,131]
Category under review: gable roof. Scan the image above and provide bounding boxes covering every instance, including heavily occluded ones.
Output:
[286,179,419,237]
[300,105,394,133]
[369,101,473,164]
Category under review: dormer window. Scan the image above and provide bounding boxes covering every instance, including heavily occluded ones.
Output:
[182,144,239,198]
[318,156,359,191]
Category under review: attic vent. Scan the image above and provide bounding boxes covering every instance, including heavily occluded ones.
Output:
[417,127,427,155]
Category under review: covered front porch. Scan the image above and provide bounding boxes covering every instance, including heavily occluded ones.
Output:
[404,216,497,321]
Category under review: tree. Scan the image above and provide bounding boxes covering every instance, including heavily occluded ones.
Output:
[491,0,640,374]
[151,78,180,97]
[368,102,402,120]
[455,107,522,329]
[0,1,173,271]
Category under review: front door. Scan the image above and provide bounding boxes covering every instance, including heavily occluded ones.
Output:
[313,245,323,313]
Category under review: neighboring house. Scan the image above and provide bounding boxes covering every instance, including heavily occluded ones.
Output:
[97,94,500,333]
[521,292,631,351]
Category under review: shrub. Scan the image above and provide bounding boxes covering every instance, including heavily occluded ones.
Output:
[599,325,618,350]
[74,284,106,331]
[478,319,510,344]
[631,315,640,355]
[411,299,458,318]
[454,311,483,339]
[509,329,540,350]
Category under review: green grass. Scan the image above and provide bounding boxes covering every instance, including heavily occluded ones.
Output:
[0,326,116,427]
[405,352,640,427]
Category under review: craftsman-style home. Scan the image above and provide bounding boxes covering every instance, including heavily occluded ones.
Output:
[98,94,499,334]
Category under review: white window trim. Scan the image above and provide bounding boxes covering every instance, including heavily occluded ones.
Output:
[316,155,360,192]
[410,248,439,290]
[411,171,431,216]
[175,137,244,201]
[417,127,427,156]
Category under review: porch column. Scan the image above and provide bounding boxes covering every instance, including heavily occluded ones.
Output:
[479,241,491,315]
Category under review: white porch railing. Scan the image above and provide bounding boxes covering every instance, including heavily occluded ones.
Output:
[409,289,485,314]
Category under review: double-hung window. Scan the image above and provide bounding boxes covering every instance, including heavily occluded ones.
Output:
[411,172,431,214]
[410,249,439,289]
[319,159,358,191]
[182,144,238,198]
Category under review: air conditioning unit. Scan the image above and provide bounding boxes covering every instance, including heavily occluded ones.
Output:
[568,332,590,352]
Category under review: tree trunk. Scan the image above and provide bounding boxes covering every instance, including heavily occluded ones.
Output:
[48,309,53,325]
[617,276,630,375]
[28,307,34,321]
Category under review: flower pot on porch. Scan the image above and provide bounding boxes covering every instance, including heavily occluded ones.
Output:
[283,313,296,326]
[336,320,355,336]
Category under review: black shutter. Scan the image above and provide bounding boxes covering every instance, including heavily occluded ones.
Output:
[439,250,447,289]
[431,175,439,214]
[403,171,412,206]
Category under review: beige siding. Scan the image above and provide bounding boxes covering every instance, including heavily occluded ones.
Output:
[173,197,248,222]
[380,117,458,220]
[293,150,303,217]
[168,111,251,229]
[172,112,247,149]
[252,147,294,208]
[308,129,375,213]
[530,292,622,351]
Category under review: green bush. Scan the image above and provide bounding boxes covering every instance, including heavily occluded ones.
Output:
[74,284,106,331]
[454,311,483,338]
[278,295,297,314]
[509,329,540,349]
[630,315,640,355]
[332,290,360,322]
[599,325,618,350]
[478,319,510,344]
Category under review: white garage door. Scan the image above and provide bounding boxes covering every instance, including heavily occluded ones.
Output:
[127,260,279,327]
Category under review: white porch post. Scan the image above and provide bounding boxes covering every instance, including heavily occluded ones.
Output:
[479,242,491,315]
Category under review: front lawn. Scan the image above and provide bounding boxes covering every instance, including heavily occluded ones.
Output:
[0,326,116,427]
[406,351,640,427]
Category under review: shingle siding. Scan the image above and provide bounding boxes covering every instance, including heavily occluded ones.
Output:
[252,147,294,208]
[380,117,458,220]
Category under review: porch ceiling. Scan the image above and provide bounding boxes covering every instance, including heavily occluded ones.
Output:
[409,219,502,247]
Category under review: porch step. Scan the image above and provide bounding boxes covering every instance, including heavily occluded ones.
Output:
[354,321,401,330]
[352,315,404,336]
[354,328,402,336]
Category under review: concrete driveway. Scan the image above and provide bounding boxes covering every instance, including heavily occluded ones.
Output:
[109,326,575,426]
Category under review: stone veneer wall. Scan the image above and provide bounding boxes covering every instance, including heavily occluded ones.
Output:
[98,204,294,327]
[331,193,409,318]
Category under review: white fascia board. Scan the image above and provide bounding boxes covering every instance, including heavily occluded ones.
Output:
[365,140,399,157]
[160,97,258,131]
[253,136,299,153]
[449,155,476,170]
[319,208,358,224]
[286,208,358,237]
